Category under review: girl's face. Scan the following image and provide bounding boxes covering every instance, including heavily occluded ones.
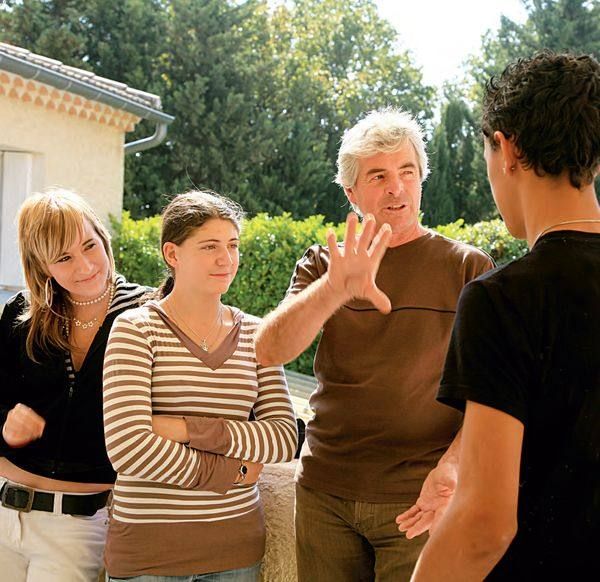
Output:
[164,218,240,296]
[46,220,111,301]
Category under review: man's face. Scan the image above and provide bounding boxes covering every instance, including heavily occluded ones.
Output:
[344,143,423,243]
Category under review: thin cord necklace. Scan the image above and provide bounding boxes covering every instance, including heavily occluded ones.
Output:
[166,300,224,352]
[66,280,112,306]
[66,282,115,334]
[533,219,600,246]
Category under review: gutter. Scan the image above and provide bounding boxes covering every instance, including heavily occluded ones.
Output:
[124,120,169,155]
[0,51,175,154]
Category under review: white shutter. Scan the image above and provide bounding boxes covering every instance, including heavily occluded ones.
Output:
[0,151,32,289]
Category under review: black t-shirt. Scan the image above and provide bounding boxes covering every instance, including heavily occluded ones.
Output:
[438,231,599,581]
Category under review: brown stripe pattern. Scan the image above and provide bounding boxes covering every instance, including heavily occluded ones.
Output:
[103,306,297,524]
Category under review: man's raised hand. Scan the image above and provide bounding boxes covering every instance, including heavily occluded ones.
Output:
[325,213,392,313]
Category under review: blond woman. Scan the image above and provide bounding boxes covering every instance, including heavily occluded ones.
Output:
[0,189,146,581]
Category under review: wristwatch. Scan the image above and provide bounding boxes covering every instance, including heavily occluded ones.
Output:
[235,461,248,484]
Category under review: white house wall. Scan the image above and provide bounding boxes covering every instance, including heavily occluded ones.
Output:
[0,89,127,227]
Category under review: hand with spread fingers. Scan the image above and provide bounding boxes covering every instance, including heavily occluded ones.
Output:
[2,402,46,448]
[395,460,457,539]
[325,212,392,313]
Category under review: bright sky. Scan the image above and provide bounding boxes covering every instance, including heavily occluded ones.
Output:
[375,0,528,88]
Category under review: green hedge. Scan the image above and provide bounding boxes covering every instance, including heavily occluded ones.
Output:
[433,218,528,265]
[111,212,528,375]
[110,212,163,288]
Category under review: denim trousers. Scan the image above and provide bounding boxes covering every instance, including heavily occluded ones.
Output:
[295,483,427,582]
[107,562,261,582]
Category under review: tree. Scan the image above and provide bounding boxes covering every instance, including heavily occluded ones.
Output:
[468,0,599,101]
[1,0,171,215]
[267,0,435,220]
[1,0,435,220]
[423,96,496,226]
[443,0,600,224]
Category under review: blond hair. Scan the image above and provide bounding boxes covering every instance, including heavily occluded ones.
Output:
[17,188,115,360]
[335,108,429,189]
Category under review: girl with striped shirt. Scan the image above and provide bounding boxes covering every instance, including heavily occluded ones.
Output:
[103,191,298,581]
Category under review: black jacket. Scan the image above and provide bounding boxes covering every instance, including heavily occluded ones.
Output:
[0,277,146,483]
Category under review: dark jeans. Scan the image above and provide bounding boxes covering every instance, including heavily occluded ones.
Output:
[295,483,426,582]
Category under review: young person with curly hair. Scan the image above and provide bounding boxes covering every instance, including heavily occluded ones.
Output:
[406,51,600,581]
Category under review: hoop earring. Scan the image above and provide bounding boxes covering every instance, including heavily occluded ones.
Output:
[44,277,54,308]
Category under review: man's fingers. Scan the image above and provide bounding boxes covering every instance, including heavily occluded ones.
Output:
[368,223,392,261]
[357,215,376,253]
[397,512,423,532]
[406,512,434,539]
[326,229,341,260]
[396,505,420,523]
[343,213,358,254]
[367,285,392,314]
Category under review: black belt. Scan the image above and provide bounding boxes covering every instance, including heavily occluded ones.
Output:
[0,482,110,516]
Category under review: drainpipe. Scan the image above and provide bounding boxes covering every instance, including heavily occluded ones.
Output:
[124,121,169,155]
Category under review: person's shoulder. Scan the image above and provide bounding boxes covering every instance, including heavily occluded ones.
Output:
[2,290,29,315]
[239,310,261,325]
[111,275,151,308]
[299,243,329,264]
[460,253,535,310]
[1,291,29,332]
[429,230,494,266]
[290,243,331,283]
[238,310,266,335]
[112,302,158,329]
[475,251,535,286]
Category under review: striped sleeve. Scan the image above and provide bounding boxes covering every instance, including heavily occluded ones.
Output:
[186,363,297,464]
[103,312,238,493]
[184,346,298,465]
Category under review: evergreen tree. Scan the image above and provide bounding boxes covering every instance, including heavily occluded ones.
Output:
[1,0,435,220]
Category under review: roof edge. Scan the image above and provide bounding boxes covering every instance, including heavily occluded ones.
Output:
[0,51,174,125]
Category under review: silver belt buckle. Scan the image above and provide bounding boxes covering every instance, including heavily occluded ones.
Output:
[0,483,35,512]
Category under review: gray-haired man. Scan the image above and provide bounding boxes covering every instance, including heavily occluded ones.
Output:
[256,108,493,580]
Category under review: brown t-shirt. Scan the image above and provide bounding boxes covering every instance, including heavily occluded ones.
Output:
[287,230,494,502]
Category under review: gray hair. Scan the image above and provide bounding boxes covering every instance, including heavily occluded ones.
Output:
[335,108,429,189]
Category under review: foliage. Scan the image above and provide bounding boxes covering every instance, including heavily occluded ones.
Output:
[429,0,600,224]
[1,0,434,222]
[423,96,497,226]
[467,0,599,100]
[432,219,528,265]
[3,0,595,235]
[111,211,528,374]
[110,211,164,288]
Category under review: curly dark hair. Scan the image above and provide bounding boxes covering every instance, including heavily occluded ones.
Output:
[482,50,599,188]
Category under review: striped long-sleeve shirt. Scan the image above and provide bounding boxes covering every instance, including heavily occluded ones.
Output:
[102,302,297,577]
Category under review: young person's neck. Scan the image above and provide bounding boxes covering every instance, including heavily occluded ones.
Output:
[164,286,223,324]
[520,177,600,248]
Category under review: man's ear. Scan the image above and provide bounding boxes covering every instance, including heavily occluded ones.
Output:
[493,131,520,173]
[162,242,178,270]
[344,186,357,206]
